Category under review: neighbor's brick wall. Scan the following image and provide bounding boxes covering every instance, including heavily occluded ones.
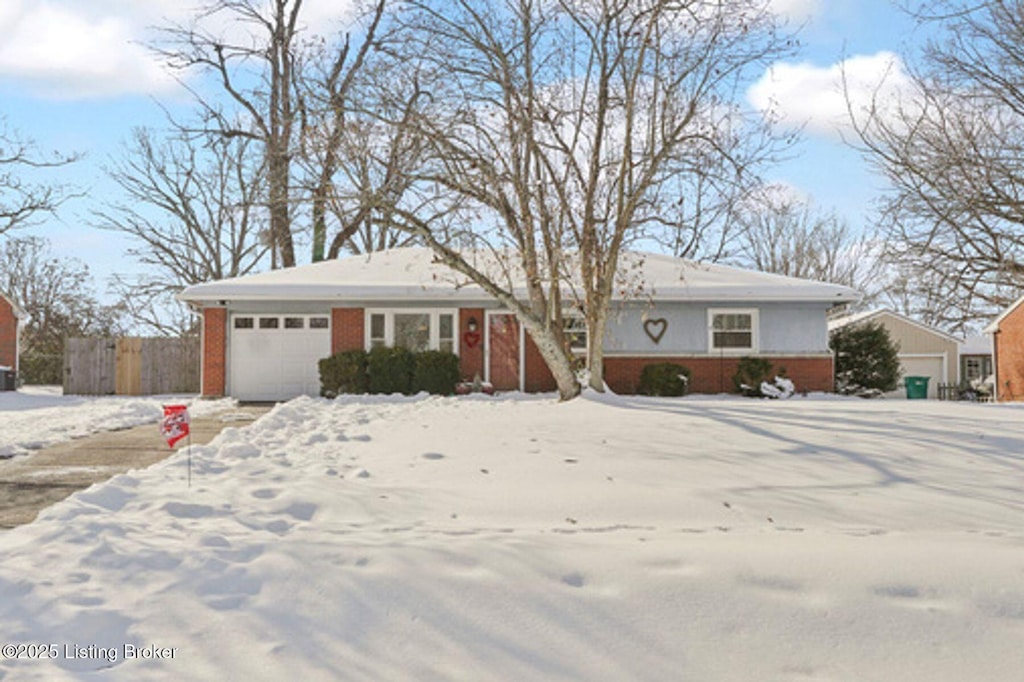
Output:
[201,307,227,397]
[459,308,484,381]
[332,308,365,354]
[994,308,1024,401]
[0,297,17,371]
[603,355,835,395]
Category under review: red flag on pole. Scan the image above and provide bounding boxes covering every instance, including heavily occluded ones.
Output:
[160,404,191,448]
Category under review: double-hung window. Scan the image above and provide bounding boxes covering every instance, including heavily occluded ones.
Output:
[563,311,587,353]
[366,309,457,353]
[708,308,758,352]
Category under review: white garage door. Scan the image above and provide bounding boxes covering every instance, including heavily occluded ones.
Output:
[886,355,945,399]
[229,314,331,401]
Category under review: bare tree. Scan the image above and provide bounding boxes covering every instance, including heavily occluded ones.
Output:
[0,236,122,382]
[733,190,883,296]
[850,0,1024,333]
[155,0,309,268]
[369,0,792,397]
[154,0,392,267]
[94,128,269,334]
[0,117,79,236]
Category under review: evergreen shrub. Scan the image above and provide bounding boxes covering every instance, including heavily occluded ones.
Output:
[318,349,369,397]
[732,356,777,397]
[830,321,901,397]
[638,362,691,396]
[412,350,461,395]
[367,346,416,395]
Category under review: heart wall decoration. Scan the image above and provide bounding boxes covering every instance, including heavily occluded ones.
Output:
[644,318,668,344]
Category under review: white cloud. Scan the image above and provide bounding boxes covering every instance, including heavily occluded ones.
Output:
[747,51,914,140]
[0,0,358,100]
[0,1,185,99]
[765,0,820,24]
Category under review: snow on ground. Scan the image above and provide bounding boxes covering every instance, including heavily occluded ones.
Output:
[0,391,1023,681]
[0,386,234,458]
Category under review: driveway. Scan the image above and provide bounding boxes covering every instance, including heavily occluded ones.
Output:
[0,406,269,529]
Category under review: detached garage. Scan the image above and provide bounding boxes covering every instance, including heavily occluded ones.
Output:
[828,309,959,399]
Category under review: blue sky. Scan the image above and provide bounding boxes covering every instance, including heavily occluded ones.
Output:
[0,0,922,293]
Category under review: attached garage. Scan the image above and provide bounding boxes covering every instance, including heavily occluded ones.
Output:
[229,314,331,401]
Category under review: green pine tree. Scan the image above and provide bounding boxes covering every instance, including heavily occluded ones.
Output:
[830,321,901,397]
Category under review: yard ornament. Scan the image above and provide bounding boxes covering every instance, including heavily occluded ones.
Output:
[161,404,193,488]
[160,405,190,448]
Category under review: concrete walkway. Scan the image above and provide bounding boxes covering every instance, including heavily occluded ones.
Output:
[0,406,269,529]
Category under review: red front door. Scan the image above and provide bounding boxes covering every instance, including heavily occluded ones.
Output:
[488,313,520,391]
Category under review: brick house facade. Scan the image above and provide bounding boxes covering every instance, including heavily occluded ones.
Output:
[181,248,857,401]
[0,294,25,374]
[984,297,1024,402]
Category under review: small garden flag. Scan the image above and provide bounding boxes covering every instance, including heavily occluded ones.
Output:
[160,404,191,448]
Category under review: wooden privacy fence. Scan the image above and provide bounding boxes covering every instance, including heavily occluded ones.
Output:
[64,337,200,396]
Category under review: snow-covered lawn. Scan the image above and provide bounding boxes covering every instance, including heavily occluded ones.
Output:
[1,391,1022,681]
[0,386,233,459]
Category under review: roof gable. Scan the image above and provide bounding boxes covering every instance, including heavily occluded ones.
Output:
[828,308,960,344]
[983,295,1024,334]
[178,247,861,305]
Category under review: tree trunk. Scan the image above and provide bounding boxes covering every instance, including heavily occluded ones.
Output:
[520,318,580,401]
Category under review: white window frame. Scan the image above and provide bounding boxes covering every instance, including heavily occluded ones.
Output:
[364,308,459,354]
[707,308,759,354]
[562,309,588,355]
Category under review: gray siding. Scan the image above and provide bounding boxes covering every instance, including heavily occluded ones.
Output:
[604,301,831,354]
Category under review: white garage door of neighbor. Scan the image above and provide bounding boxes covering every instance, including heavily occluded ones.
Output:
[887,355,945,399]
[229,314,331,401]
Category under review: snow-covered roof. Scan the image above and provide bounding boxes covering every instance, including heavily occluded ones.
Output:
[960,335,992,356]
[827,308,960,343]
[178,247,861,305]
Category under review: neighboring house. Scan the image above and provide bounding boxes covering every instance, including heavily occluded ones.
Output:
[828,309,960,399]
[983,296,1024,402]
[0,293,26,375]
[178,248,859,401]
[959,335,994,393]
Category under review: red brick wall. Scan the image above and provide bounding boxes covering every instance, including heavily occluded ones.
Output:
[331,308,365,354]
[604,355,835,395]
[459,308,485,381]
[201,307,227,397]
[524,330,557,392]
[0,297,17,371]
[994,305,1024,401]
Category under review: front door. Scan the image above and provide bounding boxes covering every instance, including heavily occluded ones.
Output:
[488,313,521,391]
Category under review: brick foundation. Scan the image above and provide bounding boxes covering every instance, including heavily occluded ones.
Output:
[602,355,835,395]
[201,308,227,397]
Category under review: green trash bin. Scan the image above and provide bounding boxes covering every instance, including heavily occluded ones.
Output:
[904,375,929,399]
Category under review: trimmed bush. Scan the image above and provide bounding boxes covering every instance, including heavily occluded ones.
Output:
[732,356,775,397]
[413,350,461,395]
[638,362,691,397]
[18,353,63,385]
[318,349,369,397]
[368,345,416,395]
